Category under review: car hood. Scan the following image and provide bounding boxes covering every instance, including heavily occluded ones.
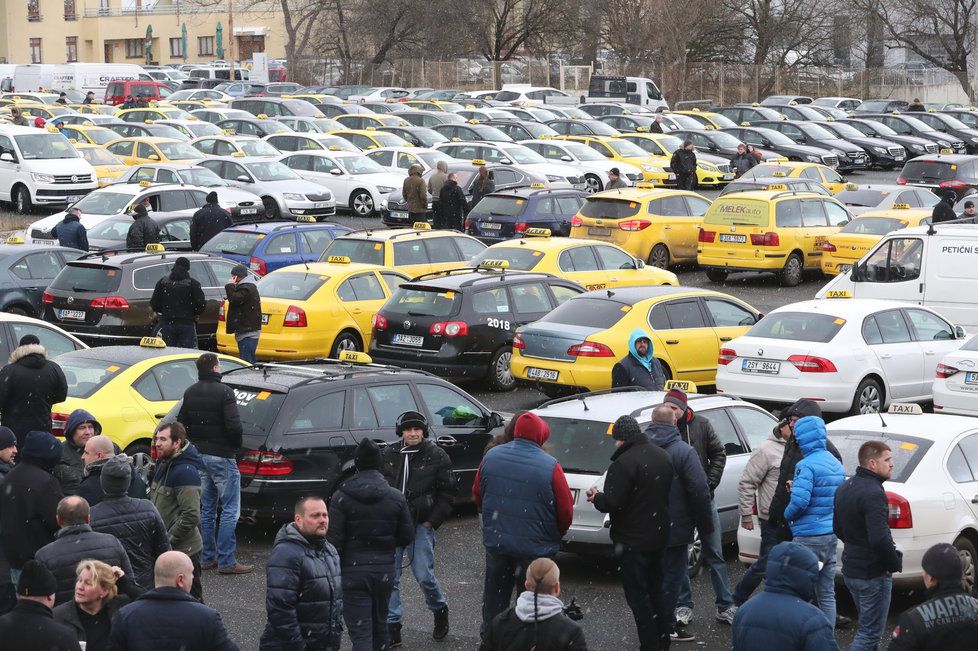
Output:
[29,211,120,238]
[350,172,405,190]
[818,138,864,154]
[25,158,97,176]
[780,142,835,158]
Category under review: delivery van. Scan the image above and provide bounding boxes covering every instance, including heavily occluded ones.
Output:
[0,124,98,213]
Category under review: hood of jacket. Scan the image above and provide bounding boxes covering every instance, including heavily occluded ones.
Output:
[627,328,654,373]
[513,411,550,446]
[341,469,390,505]
[645,422,680,448]
[764,541,819,600]
[793,415,827,456]
[66,409,102,445]
[8,343,46,366]
[514,590,565,623]
[63,213,80,223]
[20,430,63,469]
[167,440,204,472]
[168,265,190,282]
[408,164,422,177]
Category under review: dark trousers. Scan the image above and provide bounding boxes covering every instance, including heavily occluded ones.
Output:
[481,550,539,637]
[662,544,688,633]
[189,552,203,602]
[343,567,393,651]
[408,211,427,225]
[431,201,444,229]
[676,173,695,191]
[732,519,787,605]
[619,548,670,651]
[161,321,197,348]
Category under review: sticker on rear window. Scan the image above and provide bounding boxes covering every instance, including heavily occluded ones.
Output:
[256,391,271,400]
[532,251,542,256]
[833,318,846,325]
[900,442,917,451]
[620,305,631,312]
[516,199,525,205]
[107,270,117,277]
[106,365,119,372]
[257,234,266,239]
[606,423,614,436]
[374,243,382,250]
[233,388,259,406]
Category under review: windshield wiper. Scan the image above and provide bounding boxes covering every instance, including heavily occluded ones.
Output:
[407,311,434,317]
[71,286,96,292]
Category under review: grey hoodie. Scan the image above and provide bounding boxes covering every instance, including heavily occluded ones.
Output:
[515,591,565,622]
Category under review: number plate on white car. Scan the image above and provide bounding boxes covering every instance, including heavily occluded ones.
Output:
[965,372,978,385]
[742,359,781,374]
[57,309,85,321]
[527,367,559,381]
[240,207,258,215]
[720,234,747,243]
[392,334,424,347]
[390,211,408,220]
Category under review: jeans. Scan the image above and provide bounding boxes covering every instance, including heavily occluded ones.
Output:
[845,574,892,651]
[235,334,258,364]
[794,534,838,625]
[161,321,197,348]
[732,519,787,605]
[677,499,734,611]
[481,550,538,637]
[661,544,689,632]
[199,454,241,569]
[619,549,671,651]
[388,524,447,624]
[343,567,393,651]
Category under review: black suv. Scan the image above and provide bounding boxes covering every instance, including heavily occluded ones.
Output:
[898,154,978,200]
[164,360,505,521]
[370,267,583,391]
[465,187,586,242]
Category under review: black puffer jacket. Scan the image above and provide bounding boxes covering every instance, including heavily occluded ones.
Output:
[53,409,102,496]
[90,496,171,591]
[671,149,697,175]
[34,524,135,605]
[0,344,68,445]
[150,265,206,324]
[326,469,414,568]
[76,459,148,507]
[768,434,842,532]
[833,466,902,579]
[677,407,726,494]
[224,279,262,335]
[177,371,243,458]
[380,439,456,528]
[439,180,469,226]
[190,202,233,251]
[126,213,160,250]
[108,586,238,650]
[260,523,343,650]
[0,431,63,569]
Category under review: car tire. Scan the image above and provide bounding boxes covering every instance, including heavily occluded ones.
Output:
[954,536,976,595]
[488,347,517,392]
[584,174,602,194]
[15,186,32,215]
[688,529,704,577]
[329,331,361,358]
[3,305,30,317]
[124,440,151,457]
[262,197,280,220]
[350,190,374,217]
[850,377,883,415]
[706,268,728,283]
[647,243,670,269]
[779,253,804,287]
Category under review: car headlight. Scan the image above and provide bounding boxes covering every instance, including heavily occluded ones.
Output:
[872,146,886,154]
[640,164,656,172]
[697,162,718,172]
[910,144,925,152]
[806,155,821,162]
[31,173,55,183]
[283,193,305,201]
[971,137,978,144]
[376,186,396,194]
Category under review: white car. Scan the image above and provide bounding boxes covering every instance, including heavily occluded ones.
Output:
[519,139,644,192]
[716,298,967,415]
[161,89,230,103]
[738,406,978,591]
[190,135,282,158]
[434,141,585,190]
[263,132,359,154]
[364,146,455,175]
[272,116,344,133]
[0,124,98,213]
[494,85,570,106]
[278,150,402,216]
[347,87,410,103]
[155,119,225,139]
[934,335,978,416]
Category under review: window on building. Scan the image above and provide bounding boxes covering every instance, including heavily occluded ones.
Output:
[124,38,144,59]
[64,0,76,19]
[198,36,215,56]
[27,0,40,20]
[29,38,42,63]
[65,37,77,62]
[169,37,183,58]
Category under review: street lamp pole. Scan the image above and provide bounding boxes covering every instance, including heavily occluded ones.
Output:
[228,0,235,82]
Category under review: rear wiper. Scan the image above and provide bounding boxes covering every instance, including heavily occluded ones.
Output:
[71,286,95,292]
[489,212,509,216]
[407,311,433,316]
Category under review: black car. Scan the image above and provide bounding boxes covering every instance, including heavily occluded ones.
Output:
[715,105,786,125]
[671,129,786,162]
[465,187,586,242]
[215,117,293,138]
[228,97,320,118]
[906,111,978,154]
[897,154,978,200]
[430,122,514,142]
[721,126,839,166]
[719,176,832,197]
[370,267,583,390]
[163,360,506,520]
[837,118,940,158]
[751,120,869,170]
[762,104,829,122]
[104,123,188,140]
[0,242,84,316]
[816,121,906,170]
[86,213,193,251]
[483,120,560,141]
[375,125,449,147]
[546,119,621,137]
[940,109,978,130]
[860,113,966,154]
[853,99,909,113]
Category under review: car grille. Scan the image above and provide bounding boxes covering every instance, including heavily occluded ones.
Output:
[821,155,839,166]
[716,163,730,173]
[387,199,407,210]
[54,174,92,184]
[664,166,673,173]
[888,147,904,157]
[296,206,336,216]
[31,228,52,239]
[304,193,333,202]
[236,200,256,206]
[625,173,641,181]
[925,144,938,153]
[953,141,965,150]
[565,176,583,185]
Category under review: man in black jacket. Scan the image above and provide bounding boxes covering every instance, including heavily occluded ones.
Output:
[834,440,902,650]
[225,264,261,364]
[588,415,672,650]
[0,560,80,650]
[931,190,958,224]
[76,435,147,506]
[150,256,206,348]
[670,141,697,190]
[439,173,469,231]
[53,408,100,496]
[0,334,68,447]
[177,353,250,575]
[52,207,89,251]
[328,438,414,651]
[380,411,456,646]
[125,203,160,250]
[190,191,233,251]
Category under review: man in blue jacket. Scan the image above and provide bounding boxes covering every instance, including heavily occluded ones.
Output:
[783,415,845,626]
[52,207,88,251]
[611,329,665,390]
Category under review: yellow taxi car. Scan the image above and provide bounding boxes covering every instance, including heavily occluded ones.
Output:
[510,286,761,395]
[570,185,711,268]
[282,94,335,105]
[59,124,120,146]
[319,223,487,278]
[216,258,408,360]
[697,189,853,286]
[619,132,737,187]
[672,109,738,129]
[740,161,854,194]
[51,338,246,455]
[69,103,126,116]
[72,143,130,186]
[105,137,204,165]
[553,135,673,185]
[328,129,413,151]
[820,204,932,276]
[116,107,194,123]
[334,113,411,129]
[467,229,678,290]
[12,104,76,120]
[165,100,225,112]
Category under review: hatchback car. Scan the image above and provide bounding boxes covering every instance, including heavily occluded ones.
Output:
[278,150,404,216]
[465,186,587,243]
[201,220,351,275]
[897,154,978,201]
[0,241,84,316]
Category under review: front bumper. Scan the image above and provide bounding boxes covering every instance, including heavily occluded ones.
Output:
[282,197,336,219]
[34,183,98,205]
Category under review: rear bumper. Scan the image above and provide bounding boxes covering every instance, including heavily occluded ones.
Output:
[697,252,787,272]
[510,352,610,391]
[933,380,978,416]
[717,372,854,412]
[369,345,490,379]
[216,330,332,360]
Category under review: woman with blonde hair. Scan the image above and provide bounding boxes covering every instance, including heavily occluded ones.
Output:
[53,559,129,651]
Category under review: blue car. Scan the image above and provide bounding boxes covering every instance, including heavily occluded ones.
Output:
[199,221,352,275]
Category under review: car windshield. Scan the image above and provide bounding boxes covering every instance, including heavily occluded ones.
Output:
[177,167,226,186]
[417,150,453,167]
[561,143,606,161]
[580,198,641,219]
[799,123,836,139]
[668,115,702,129]
[824,122,865,139]
[473,125,512,141]
[201,230,263,256]
[245,161,300,181]
[537,297,630,329]
[72,191,135,215]
[706,132,743,148]
[606,139,652,157]
[539,416,618,474]
[757,130,795,146]
[59,358,132,399]
[322,239,384,265]
[471,195,526,218]
[338,155,386,175]
[281,99,320,117]
[75,129,116,145]
[498,145,546,164]
[239,140,280,156]
[86,219,130,239]
[13,133,80,159]
[258,271,326,300]
[748,311,845,343]
[469,246,542,271]
[49,264,123,292]
[836,190,888,207]
[258,121,292,135]
[187,123,223,136]
[827,430,931,483]
[157,141,201,159]
[78,147,122,165]
[858,120,898,136]
[840,216,908,235]
[384,287,460,317]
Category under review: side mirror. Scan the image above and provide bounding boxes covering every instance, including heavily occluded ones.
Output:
[500,158,512,165]
[484,411,505,430]
[560,155,572,162]
[148,154,160,161]
[955,325,967,339]
[329,168,343,175]
[0,152,14,162]
[635,259,645,269]
[850,263,862,282]
[236,174,251,183]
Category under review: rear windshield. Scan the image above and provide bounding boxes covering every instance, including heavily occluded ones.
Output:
[383,287,460,318]
[748,311,845,343]
[494,91,520,102]
[201,231,262,256]
[469,247,542,271]
[539,416,618,474]
[901,160,956,182]
[50,265,123,293]
[961,335,978,351]
[840,217,907,235]
[61,358,131,399]
[537,297,629,329]
[704,199,769,227]
[579,198,640,220]
[257,272,326,300]
[471,195,526,218]
[827,430,931,483]
[221,384,286,438]
[836,190,888,207]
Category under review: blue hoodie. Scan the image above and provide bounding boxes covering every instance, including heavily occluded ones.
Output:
[611,329,665,390]
[65,409,102,446]
[783,416,845,537]
[645,421,713,546]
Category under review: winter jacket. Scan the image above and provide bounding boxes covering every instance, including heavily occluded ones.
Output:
[427,169,448,201]
[53,409,102,496]
[402,164,427,213]
[888,584,978,650]
[0,431,63,569]
[150,265,206,325]
[470,174,495,209]
[0,343,68,445]
[677,407,725,493]
[326,469,413,568]
[833,465,902,579]
[54,596,129,650]
[731,541,839,650]
[730,152,760,177]
[177,371,243,458]
[644,422,713,546]
[35,524,135,605]
[473,413,574,558]
[148,441,204,556]
[0,459,11,477]
[438,179,469,228]
[782,416,845,537]
[0,599,81,651]
[77,458,148,507]
[480,591,588,651]
[931,199,957,224]
[605,178,627,190]
[125,213,160,250]
[91,495,171,591]
[738,431,786,520]
[380,438,456,528]
[610,328,665,391]
[189,202,233,251]
[260,523,343,650]
[670,149,697,176]
[768,432,842,530]
[224,278,261,336]
[108,586,238,650]
[53,213,89,251]
[591,435,673,552]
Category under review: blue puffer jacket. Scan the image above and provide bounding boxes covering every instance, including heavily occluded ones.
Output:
[732,541,839,650]
[783,416,845,537]
[260,522,343,650]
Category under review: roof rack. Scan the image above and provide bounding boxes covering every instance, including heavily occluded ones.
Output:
[926,216,978,235]
[221,357,438,388]
[538,386,646,410]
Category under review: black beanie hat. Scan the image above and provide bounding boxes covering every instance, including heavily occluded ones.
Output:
[19,334,40,347]
[206,191,219,204]
[18,560,57,597]
[784,398,822,420]
[611,415,643,442]
[396,410,428,437]
[354,438,382,471]
[101,454,133,497]
[174,256,191,271]
[0,426,15,450]
[231,264,249,278]
[921,543,963,582]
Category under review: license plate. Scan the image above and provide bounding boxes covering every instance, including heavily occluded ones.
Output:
[240,207,258,215]
[390,211,408,220]
[941,148,954,154]
[719,233,747,243]
[527,367,559,381]
[839,264,852,273]
[667,173,676,180]
[588,227,612,236]
[894,155,904,160]
[261,314,269,325]
[965,372,978,385]
[57,309,85,321]
[315,202,329,208]
[392,334,424,347]
[723,173,735,180]
[742,359,781,374]
[480,222,502,230]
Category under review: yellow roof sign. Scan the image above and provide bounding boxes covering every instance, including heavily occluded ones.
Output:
[145,243,165,253]
[339,350,372,364]
[139,336,166,348]
[825,290,852,299]
[524,228,551,237]
[413,221,432,230]
[664,380,698,393]
[326,255,351,264]
[478,259,509,269]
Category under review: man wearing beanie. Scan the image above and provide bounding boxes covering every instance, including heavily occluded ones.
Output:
[328,438,413,650]
[125,201,160,250]
[889,542,978,649]
[0,426,15,477]
[77,435,147,506]
[224,263,261,364]
[190,191,233,251]
[671,139,697,190]
[0,334,68,447]
[588,415,674,649]
[53,408,102,496]
[611,328,665,391]
[0,559,80,650]
[150,255,206,348]
[473,411,574,638]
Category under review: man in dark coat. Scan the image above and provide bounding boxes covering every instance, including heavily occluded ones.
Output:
[470,165,494,209]
[76,435,147,507]
[125,203,160,250]
[0,334,68,447]
[649,115,665,134]
[52,207,89,251]
[224,264,261,364]
[134,94,149,108]
[0,560,80,650]
[83,91,96,105]
[439,172,468,231]
[588,415,672,650]
[260,496,343,650]
[0,426,14,477]
[611,328,665,390]
[907,98,926,112]
[730,143,759,178]
[327,438,414,651]
[670,140,697,191]
[190,191,232,251]
[108,550,237,650]
[380,411,456,645]
[403,164,428,222]
[931,190,958,223]
[53,408,100,496]
[150,256,206,348]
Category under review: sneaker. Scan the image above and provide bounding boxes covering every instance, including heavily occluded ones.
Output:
[388,623,402,648]
[835,614,853,629]
[715,605,737,625]
[674,606,693,626]
[670,626,696,642]
[217,563,254,575]
[432,605,449,640]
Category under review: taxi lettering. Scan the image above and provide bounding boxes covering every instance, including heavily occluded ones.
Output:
[233,388,258,406]
[585,282,608,291]
[717,204,763,215]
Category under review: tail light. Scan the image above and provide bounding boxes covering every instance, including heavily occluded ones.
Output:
[698,229,716,243]
[886,491,913,529]
[283,305,307,327]
[936,362,959,378]
[430,321,468,336]
[896,177,907,185]
[619,219,652,231]
[42,291,54,304]
[718,347,737,365]
[249,256,267,275]
[238,450,294,476]
[939,180,967,190]
[822,241,837,252]
[372,314,388,330]
[513,333,526,350]
[570,215,583,227]
[464,218,472,229]
[218,304,225,322]
[567,341,614,357]
[788,355,838,373]
[51,412,69,438]
[89,296,130,309]
[514,222,528,232]
[750,232,780,246]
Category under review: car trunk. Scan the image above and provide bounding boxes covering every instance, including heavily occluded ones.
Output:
[519,322,606,362]
[44,263,125,329]
[574,197,643,246]
[374,285,462,353]
[468,195,527,241]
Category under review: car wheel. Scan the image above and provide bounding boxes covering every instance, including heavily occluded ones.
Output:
[706,268,728,283]
[124,441,151,457]
[15,186,32,214]
[647,243,670,269]
[488,347,517,392]
[584,174,602,194]
[330,331,361,358]
[954,536,976,594]
[850,378,883,415]
[538,383,568,399]
[262,197,280,220]
[350,190,374,216]
[779,253,804,287]
[687,530,704,577]
[3,305,30,317]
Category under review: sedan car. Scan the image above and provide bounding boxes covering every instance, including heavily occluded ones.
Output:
[465,186,586,242]
[278,150,403,216]
[154,119,225,139]
[190,135,282,158]
[111,164,265,220]
[374,125,449,148]
[833,184,939,216]
[434,142,585,190]
[105,137,202,165]
[200,221,353,275]
[0,241,84,316]
[216,117,294,138]
[817,121,907,170]
[547,119,621,137]
[933,335,978,416]
[273,116,344,133]
[263,133,359,154]
[751,120,870,171]
[364,146,455,175]
[520,139,644,192]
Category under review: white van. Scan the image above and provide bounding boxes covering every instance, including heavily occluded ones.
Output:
[816,223,978,330]
[587,75,668,111]
[0,125,98,213]
[51,63,151,95]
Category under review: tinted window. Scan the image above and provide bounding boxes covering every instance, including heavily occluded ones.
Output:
[828,430,931,483]
[511,283,552,314]
[472,287,511,315]
[423,238,461,264]
[538,297,628,329]
[559,247,599,272]
[288,392,345,432]
[50,265,122,292]
[862,317,883,345]
[800,200,827,227]
[152,360,199,401]
[579,199,640,220]
[595,245,633,270]
[258,272,326,300]
[947,444,974,482]
[549,284,580,306]
[540,416,618,474]
[265,233,299,255]
[874,310,912,344]
[201,231,263,256]
[705,298,756,327]
[663,300,708,328]
[776,203,803,229]
[392,241,429,266]
[699,409,745,456]
[385,288,459,317]
[469,247,542,271]
[365,384,418,428]
[748,312,845,343]
[417,384,483,427]
[347,273,386,301]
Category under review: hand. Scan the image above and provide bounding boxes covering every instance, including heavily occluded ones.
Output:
[786,479,793,492]
[228,275,240,285]
[422,521,432,528]
[585,486,598,502]
[741,516,754,531]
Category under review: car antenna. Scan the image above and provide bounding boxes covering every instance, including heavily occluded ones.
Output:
[878,408,887,429]
[567,369,588,411]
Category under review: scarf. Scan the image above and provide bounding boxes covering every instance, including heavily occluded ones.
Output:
[399,444,422,494]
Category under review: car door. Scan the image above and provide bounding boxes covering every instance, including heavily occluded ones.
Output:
[335,271,390,346]
[276,388,349,489]
[135,142,158,164]
[903,307,961,397]
[10,251,61,310]
[648,298,718,384]
[593,244,644,288]
[556,245,608,290]
[299,228,339,260]
[946,433,978,522]
[862,310,924,400]
[130,358,200,421]
[107,140,136,165]
[653,194,696,260]
[697,406,752,534]
[261,232,302,269]
[798,198,831,266]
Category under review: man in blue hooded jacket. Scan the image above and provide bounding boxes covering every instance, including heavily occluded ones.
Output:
[611,329,665,390]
